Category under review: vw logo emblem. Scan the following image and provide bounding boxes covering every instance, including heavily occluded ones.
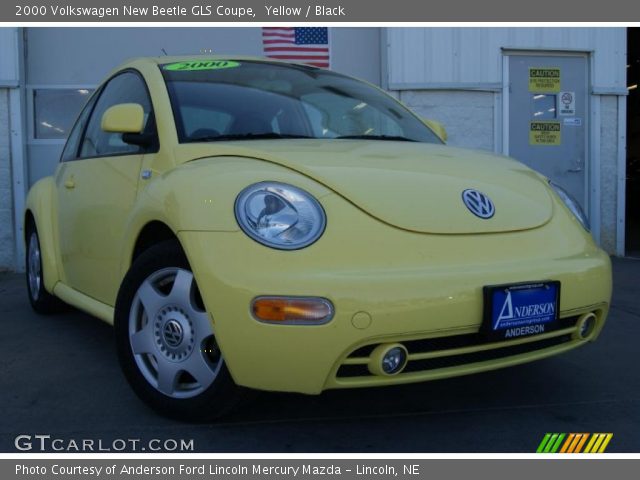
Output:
[462,189,495,219]
[163,320,184,348]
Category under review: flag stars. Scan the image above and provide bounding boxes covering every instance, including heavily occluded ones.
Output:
[295,28,329,45]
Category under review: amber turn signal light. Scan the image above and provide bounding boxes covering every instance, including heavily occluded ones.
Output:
[251,296,334,324]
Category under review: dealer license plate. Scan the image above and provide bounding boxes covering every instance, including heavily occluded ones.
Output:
[482,281,560,340]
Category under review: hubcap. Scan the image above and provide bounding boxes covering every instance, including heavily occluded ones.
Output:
[28,232,42,300]
[128,267,221,399]
[155,306,194,361]
[163,319,184,348]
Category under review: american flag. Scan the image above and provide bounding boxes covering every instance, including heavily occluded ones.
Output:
[262,27,330,68]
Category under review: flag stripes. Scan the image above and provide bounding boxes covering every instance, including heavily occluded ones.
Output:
[262,27,330,68]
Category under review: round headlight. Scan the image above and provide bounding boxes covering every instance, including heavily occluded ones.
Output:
[234,182,326,250]
[549,181,590,231]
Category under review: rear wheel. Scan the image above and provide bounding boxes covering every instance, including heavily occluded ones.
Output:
[115,240,243,421]
[25,224,64,314]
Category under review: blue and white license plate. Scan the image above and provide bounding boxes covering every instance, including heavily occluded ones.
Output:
[483,281,560,340]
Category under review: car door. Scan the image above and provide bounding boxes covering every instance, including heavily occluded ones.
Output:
[55,71,158,306]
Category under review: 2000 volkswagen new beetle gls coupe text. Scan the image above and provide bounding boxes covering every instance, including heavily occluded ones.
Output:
[25,56,612,420]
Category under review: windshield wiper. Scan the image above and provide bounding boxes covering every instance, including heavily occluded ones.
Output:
[185,132,314,143]
[335,135,418,142]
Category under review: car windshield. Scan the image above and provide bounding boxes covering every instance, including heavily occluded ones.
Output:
[160,60,442,144]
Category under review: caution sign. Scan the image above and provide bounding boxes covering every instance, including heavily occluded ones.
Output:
[529,67,561,93]
[530,121,561,145]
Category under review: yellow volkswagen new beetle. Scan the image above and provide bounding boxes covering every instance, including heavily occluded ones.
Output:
[25,56,612,420]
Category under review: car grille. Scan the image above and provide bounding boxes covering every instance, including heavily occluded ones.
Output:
[335,315,580,380]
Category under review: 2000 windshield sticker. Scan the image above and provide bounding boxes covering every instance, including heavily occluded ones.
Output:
[163,60,241,71]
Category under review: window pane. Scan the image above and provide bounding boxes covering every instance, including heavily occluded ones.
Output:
[34,89,93,139]
[61,92,98,162]
[531,94,557,120]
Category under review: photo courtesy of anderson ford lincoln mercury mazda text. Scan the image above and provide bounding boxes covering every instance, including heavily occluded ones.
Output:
[24,57,612,420]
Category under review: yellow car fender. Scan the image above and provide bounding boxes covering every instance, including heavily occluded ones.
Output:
[117,155,332,282]
[25,177,61,293]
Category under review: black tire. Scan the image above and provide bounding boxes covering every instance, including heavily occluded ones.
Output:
[25,221,65,314]
[114,239,245,422]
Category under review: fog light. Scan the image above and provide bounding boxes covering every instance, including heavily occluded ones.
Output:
[382,348,407,374]
[368,343,408,376]
[574,312,597,340]
[251,296,334,325]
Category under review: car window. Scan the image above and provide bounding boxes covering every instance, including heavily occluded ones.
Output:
[60,92,99,162]
[179,103,298,140]
[79,72,154,159]
[300,92,404,138]
[181,105,233,139]
[161,61,441,144]
[167,81,309,141]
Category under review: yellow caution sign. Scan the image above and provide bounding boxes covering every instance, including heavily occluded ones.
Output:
[530,121,561,145]
[529,67,561,93]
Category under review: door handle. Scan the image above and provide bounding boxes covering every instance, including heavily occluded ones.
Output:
[64,178,75,189]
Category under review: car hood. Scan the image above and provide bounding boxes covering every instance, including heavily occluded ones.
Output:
[178,140,553,234]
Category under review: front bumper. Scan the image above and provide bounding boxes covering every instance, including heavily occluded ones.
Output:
[178,195,612,394]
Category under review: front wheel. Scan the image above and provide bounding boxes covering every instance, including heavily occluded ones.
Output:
[114,240,243,421]
[25,224,64,314]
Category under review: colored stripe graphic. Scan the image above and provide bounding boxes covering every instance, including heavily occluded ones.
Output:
[574,434,589,453]
[536,433,565,453]
[537,433,613,453]
[536,433,552,453]
[559,433,575,453]
[584,433,614,453]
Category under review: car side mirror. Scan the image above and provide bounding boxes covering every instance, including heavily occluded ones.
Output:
[101,103,145,133]
[422,118,448,143]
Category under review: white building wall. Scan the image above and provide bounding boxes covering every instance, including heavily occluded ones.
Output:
[0,27,21,271]
[600,96,621,251]
[387,28,626,91]
[400,91,495,152]
[24,27,380,86]
[0,88,13,270]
